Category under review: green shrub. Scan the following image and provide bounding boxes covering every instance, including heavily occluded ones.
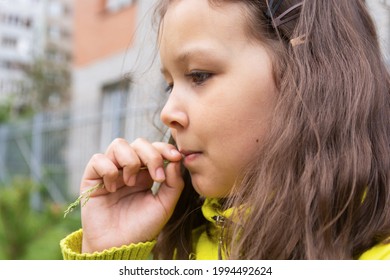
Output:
[0,102,11,123]
[0,178,80,259]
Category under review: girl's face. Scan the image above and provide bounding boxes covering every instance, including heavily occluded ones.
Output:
[160,0,277,198]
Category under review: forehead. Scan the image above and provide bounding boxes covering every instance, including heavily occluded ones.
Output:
[164,0,250,37]
[159,0,253,59]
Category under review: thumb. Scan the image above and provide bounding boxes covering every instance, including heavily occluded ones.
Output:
[155,161,184,216]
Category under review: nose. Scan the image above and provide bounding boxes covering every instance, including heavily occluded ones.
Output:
[160,91,189,130]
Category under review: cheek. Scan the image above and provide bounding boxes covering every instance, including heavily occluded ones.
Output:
[218,100,275,169]
[228,135,260,167]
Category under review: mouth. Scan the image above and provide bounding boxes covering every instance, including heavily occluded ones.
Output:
[179,149,202,165]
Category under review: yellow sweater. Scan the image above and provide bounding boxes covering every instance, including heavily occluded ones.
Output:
[60,199,390,260]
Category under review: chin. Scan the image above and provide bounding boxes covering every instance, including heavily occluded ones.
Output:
[191,179,231,198]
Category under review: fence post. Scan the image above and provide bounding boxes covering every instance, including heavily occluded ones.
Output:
[31,113,43,182]
[30,113,44,209]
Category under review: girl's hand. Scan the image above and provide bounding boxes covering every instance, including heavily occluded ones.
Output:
[79,138,184,253]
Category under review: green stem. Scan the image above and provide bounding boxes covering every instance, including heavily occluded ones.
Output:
[63,182,104,218]
[63,160,171,218]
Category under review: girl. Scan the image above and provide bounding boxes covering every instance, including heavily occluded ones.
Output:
[61,0,390,259]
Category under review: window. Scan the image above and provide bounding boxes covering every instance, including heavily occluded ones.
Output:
[1,36,17,48]
[105,0,136,13]
[0,14,32,29]
[100,80,129,150]
[0,60,24,70]
[24,17,32,28]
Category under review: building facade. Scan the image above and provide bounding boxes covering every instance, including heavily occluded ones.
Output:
[68,0,164,193]
[0,0,73,113]
[0,0,41,104]
[39,0,73,109]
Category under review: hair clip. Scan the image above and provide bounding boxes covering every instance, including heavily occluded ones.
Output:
[266,0,285,18]
[273,2,303,28]
[290,35,306,47]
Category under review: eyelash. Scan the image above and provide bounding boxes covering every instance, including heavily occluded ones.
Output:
[185,71,213,86]
[164,71,213,94]
[165,84,173,94]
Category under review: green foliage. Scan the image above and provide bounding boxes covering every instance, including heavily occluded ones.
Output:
[0,95,35,123]
[0,178,81,259]
[0,101,11,123]
[24,57,71,111]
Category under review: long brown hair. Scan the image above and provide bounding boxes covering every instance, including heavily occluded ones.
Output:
[153,0,390,259]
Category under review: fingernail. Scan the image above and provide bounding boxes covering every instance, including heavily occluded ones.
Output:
[170,149,181,157]
[155,167,165,182]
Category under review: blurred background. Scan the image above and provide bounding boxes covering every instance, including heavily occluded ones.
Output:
[0,0,389,259]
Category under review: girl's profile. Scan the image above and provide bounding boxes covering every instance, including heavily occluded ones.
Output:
[60,0,390,260]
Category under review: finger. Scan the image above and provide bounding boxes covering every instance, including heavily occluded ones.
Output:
[130,138,170,183]
[133,169,154,188]
[155,161,184,217]
[151,142,182,163]
[81,153,121,193]
[105,138,142,185]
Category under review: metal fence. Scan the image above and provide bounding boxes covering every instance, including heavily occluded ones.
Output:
[0,104,165,205]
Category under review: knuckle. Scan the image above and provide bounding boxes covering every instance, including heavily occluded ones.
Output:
[151,141,166,150]
[152,142,175,156]
[148,154,162,165]
[90,153,105,163]
[132,137,146,146]
[111,137,127,146]
[125,158,141,170]
[131,138,150,151]
[105,168,118,178]
[105,138,127,154]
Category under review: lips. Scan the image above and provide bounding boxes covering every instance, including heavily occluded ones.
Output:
[180,149,200,157]
[179,149,202,165]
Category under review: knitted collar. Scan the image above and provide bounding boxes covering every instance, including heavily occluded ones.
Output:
[201,198,246,226]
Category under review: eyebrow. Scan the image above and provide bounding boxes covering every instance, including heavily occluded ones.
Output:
[160,45,224,75]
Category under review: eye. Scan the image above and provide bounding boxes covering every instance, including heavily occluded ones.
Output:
[186,71,213,86]
[165,83,173,94]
